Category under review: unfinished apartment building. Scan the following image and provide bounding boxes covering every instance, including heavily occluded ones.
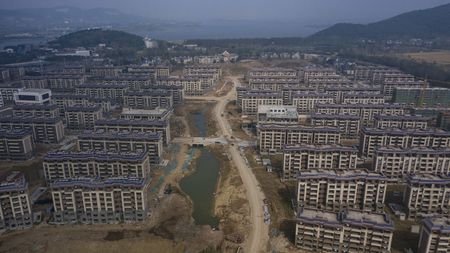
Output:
[300,67,336,83]
[183,65,222,88]
[246,67,299,91]
[282,145,358,180]
[374,114,430,130]
[12,104,60,118]
[325,86,382,103]
[142,84,184,105]
[341,93,385,104]
[75,83,128,102]
[89,66,122,77]
[241,91,283,116]
[258,124,341,153]
[311,114,361,139]
[123,90,173,109]
[418,216,450,253]
[127,65,170,79]
[77,131,163,164]
[315,103,406,127]
[360,127,450,159]
[295,208,394,253]
[65,106,103,130]
[0,129,35,160]
[52,94,112,116]
[306,75,352,91]
[404,174,450,219]
[291,92,335,114]
[297,169,388,212]
[51,176,150,224]
[373,147,450,178]
[120,107,172,121]
[0,116,65,144]
[94,119,170,145]
[256,105,298,125]
[43,150,151,183]
[92,75,151,90]
[156,76,203,96]
[0,171,32,230]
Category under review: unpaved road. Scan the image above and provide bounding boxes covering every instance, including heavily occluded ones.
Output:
[213,76,269,253]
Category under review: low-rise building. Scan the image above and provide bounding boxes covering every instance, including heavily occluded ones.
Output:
[404,174,450,219]
[311,114,361,139]
[51,176,150,224]
[418,216,450,253]
[283,145,358,180]
[256,105,298,125]
[0,171,32,230]
[77,131,162,164]
[360,127,450,159]
[14,88,51,105]
[374,147,450,178]
[43,150,150,183]
[0,129,35,160]
[258,124,341,153]
[65,106,103,130]
[0,116,64,144]
[295,208,394,252]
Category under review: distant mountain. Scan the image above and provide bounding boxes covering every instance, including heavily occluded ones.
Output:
[49,29,145,49]
[310,3,450,40]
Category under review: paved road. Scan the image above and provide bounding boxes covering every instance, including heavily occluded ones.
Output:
[212,76,269,253]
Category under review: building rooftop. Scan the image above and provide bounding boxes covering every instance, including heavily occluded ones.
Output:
[121,107,171,117]
[78,130,161,141]
[362,127,450,137]
[44,150,148,162]
[297,169,388,182]
[95,119,167,127]
[423,216,450,233]
[0,129,33,139]
[375,146,450,155]
[65,105,102,112]
[406,173,450,185]
[258,124,340,133]
[0,115,63,124]
[311,113,361,120]
[50,176,150,189]
[0,171,28,193]
[283,144,357,153]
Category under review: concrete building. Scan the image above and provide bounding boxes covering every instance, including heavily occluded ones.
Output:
[291,92,335,114]
[0,116,64,144]
[342,94,385,104]
[297,169,388,212]
[0,129,35,160]
[94,119,170,145]
[0,171,32,230]
[306,75,352,91]
[325,86,382,103]
[75,83,128,102]
[295,208,394,253]
[52,94,112,116]
[311,114,361,139]
[374,147,450,178]
[241,91,283,116]
[12,104,60,118]
[47,74,86,91]
[43,150,150,183]
[123,90,173,109]
[77,131,162,164]
[142,84,184,105]
[92,76,151,90]
[120,107,172,121]
[418,216,450,253]
[394,87,450,107]
[404,174,450,219]
[382,80,426,100]
[89,66,122,77]
[247,67,297,80]
[14,89,51,105]
[246,79,300,91]
[156,76,203,96]
[300,67,336,83]
[0,82,22,104]
[127,65,170,79]
[51,176,150,224]
[374,114,430,130]
[283,145,358,180]
[256,105,298,125]
[184,65,222,79]
[65,106,103,130]
[258,124,341,153]
[360,127,450,159]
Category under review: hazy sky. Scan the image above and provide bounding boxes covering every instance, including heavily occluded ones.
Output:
[1,0,449,24]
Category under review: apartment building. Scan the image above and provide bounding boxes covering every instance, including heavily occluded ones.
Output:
[77,131,162,164]
[283,145,358,180]
[52,94,112,116]
[315,103,406,127]
[342,94,385,104]
[295,208,394,253]
[51,176,150,224]
[382,80,427,100]
[394,87,450,107]
[256,105,298,125]
[306,75,352,91]
[0,129,35,160]
[258,124,341,153]
[247,67,297,80]
[75,83,128,102]
[12,104,60,118]
[297,169,388,212]
[91,76,151,90]
[360,127,450,159]
[237,87,282,107]
[43,150,150,183]
[89,66,122,77]
[0,116,64,144]
[142,84,184,105]
[325,86,382,103]
[300,67,336,83]
[246,79,300,91]
[352,65,399,82]
[374,147,450,178]
[21,76,48,89]
[62,66,85,75]
[123,90,173,109]
[404,174,450,219]
[65,106,103,130]
[372,69,404,85]
[0,171,32,230]
[183,65,221,88]
[241,91,283,116]
[94,119,170,145]
[47,74,86,91]
[0,82,22,104]
[156,76,203,96]
[281,87,317,105]
[127,65,170,79]
[418,216,450,253]
[311,114,361,139]
[120,107,172,121]
[291,92,335,114]
[374,114,430,130]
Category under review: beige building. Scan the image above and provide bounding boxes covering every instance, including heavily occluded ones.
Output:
[120,107,172,121]
[418,216,450,253]
[123,90,173,109]
[283,145,358,180]
[75,83,128,102]
[374,114,430,130]
[0,129,35,160]
[295,208,394,253]
[156,76,203,96]
[325,86,382,103]
[127,65,170,79]
[89,66,122,77]
[291,92,335,114]
[360,127,450,159]
[52,94,112,116]
[311,114,361,139]
[258,124,341,153]
[0,171,32,230]
[404,174,450,219]
[297,169,388,212]
[0,116,64,144]
[342,94,385,104]
[65,106,103,130]
[43,150,151,183]
[13,104,60,118]
[241,91,283,115]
